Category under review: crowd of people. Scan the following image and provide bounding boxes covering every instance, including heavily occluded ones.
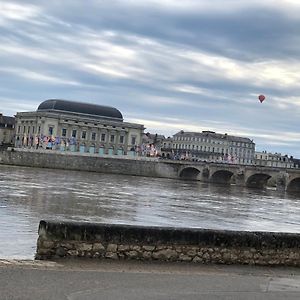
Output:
[16,134,77,150]
[16,134,162,157]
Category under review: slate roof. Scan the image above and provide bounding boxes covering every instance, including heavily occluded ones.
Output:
[173,130,253,143]
[37,99,123,120]
[0,115,15,128]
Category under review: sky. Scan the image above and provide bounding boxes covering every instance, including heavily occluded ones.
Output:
[0,0,300,157]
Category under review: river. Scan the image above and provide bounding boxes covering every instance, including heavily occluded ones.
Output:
[0,165,299,259]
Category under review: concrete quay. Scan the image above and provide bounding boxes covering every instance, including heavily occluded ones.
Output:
[1,259,300,300]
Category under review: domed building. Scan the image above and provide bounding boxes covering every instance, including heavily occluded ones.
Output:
[15,99,145,155]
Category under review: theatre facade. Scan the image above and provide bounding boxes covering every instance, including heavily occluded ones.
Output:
[15,99,145,155]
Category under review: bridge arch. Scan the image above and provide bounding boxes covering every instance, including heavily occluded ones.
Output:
[210,170,234,184]
[286,177,300,193]
[246,173,272,189]
[179,167,201,181]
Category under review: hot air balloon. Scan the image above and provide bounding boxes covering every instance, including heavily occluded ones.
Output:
[258,94,265,103]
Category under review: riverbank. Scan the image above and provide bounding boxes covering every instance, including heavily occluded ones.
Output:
[2,148,300,191]
[1,259,299,299]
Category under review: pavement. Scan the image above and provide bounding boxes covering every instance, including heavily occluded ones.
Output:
[0,259,300,300]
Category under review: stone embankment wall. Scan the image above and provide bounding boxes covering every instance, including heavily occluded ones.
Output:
[0,148,179,179]
[36,220,300,266]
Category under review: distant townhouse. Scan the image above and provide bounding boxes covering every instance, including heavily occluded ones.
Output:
[0,113,15,145]
[291,157,300,169]
[161,130,255,165]
[14,99,145,155]
[255,151,294,168]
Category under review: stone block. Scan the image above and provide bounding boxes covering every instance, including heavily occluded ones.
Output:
[152,249,178,260]
[76,243,93,252]
[42,241,55,249]
[105,252,118,260]
[179,254,192,262]
[142,251,152,259]
[93,243,105,252]
[67,250,79,256]
[142,245,155,251]
[192,256,204,263]
[126,251,139,259]
[56,246,66,257]
[106,243,118,252]
[132,246,141,252]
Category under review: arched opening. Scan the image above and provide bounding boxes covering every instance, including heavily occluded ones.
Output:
[98,146,105,156]
[108,146,114,155]
[210,170,234,184]
[179,167,200,181]
[286,177,300,193]
[79,143,86,153]
[89,144,95,154]
[246,173,272,189]
[117,147,124,155]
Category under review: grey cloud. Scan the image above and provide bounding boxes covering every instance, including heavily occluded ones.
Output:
[1,0,300,156]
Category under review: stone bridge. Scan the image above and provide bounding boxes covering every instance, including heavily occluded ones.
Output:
[164,160,300,192]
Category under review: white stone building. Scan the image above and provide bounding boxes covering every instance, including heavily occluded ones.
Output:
[162,130,255,165]
[14,99,145,155]
[255,151,294,168]
[0,113,15,145]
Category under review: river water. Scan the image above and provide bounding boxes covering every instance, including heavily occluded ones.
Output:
[0,165,299,259]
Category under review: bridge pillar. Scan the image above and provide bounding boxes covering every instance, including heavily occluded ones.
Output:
[276,171,289,191]
[200,167,210,183]
[235,169,245,186]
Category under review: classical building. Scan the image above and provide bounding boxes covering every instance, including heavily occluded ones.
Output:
[14,99,145,155]
[0,113,15,145]
[161,130,255,165]
[255,151,294,168]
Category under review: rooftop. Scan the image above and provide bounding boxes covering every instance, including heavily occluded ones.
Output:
[173,130,253,143]
[0,115,15,127]
[37,99,123,121]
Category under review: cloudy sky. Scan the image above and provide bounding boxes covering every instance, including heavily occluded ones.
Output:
[1,0,300,156]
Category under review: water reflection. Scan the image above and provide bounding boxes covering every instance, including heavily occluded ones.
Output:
[0,165,299,259]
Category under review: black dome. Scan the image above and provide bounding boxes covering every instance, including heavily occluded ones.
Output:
[37,99,123,120]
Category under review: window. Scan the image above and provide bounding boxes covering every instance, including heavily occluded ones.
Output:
[131,136,136,145]
[101,133,106,142]
[119,136,124,143]
[110,135,115,143]
[91,132,96,140]
[38,126,41,134]
[48,126,53,135]
[18,126,20,133]
[72,129,77,138]
[82,131,87,139]
[62,128,67,137]
[28,126,30,134]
